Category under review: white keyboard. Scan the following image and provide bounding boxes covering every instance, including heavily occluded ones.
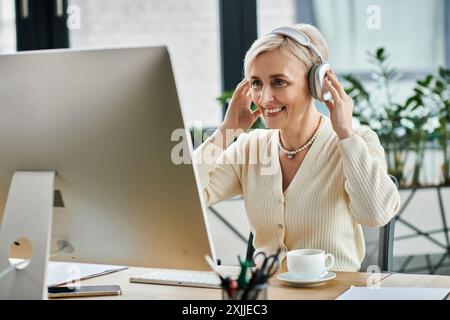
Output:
[129,270,222,289]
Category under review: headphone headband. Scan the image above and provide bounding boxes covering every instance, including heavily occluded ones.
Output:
[270,27,325,64]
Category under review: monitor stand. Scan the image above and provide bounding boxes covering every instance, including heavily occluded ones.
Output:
[0,171,55,299]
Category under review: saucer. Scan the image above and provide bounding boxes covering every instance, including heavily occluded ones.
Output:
[277,272,336,287]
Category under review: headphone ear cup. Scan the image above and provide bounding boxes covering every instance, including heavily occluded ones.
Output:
[308,64,321,100]
[309,63,331,101]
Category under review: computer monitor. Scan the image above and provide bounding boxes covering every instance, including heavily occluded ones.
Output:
[0,46,216,272]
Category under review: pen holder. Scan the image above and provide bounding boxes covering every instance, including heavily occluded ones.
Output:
[222,284,267,300]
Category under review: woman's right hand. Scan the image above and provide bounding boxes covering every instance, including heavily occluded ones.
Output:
[209,79,262,149]
[221,79,262,133]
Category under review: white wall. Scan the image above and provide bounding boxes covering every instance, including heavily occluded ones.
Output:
[69,0,223,128]
[0,0,16,53]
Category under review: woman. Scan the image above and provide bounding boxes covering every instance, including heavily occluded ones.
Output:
[193,24,400,272]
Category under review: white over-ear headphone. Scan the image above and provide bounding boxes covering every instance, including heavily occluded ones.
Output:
[270,27,332,102]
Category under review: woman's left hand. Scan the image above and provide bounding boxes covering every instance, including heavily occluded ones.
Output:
[323,70,354,140]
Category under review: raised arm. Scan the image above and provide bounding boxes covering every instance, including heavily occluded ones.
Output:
[322,69,400,227]
[193,79,262,207]
[339,127,401,227]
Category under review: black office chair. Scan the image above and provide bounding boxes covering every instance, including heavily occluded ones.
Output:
[374,175,398,272]
[245,175,399,272]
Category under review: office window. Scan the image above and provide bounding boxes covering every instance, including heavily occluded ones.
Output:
[313,0,445,73]
[0,0,16,53]
[311,0,446,118]
[68,0,222,128]
[257,0,296,36]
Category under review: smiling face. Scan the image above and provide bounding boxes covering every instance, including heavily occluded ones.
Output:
[248,48,313,130]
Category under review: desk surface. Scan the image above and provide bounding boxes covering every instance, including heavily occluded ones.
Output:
[53,266,450,300]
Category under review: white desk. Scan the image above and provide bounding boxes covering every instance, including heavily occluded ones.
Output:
[51,266,450,300]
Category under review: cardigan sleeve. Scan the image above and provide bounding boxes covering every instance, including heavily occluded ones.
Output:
[337,126,401,227]
[192,133,248,207]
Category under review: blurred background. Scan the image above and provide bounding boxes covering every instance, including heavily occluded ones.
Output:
[1,0,449,274]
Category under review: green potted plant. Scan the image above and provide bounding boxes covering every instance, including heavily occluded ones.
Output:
[343,48,449,187]
[408,68,450,185]
[343,48,416,185]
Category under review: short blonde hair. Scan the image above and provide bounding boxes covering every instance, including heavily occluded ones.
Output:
[243,24,329,78]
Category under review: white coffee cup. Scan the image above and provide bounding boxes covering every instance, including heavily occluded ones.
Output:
[286,249,335,280]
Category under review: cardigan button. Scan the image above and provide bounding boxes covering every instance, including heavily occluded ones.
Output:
[277,223,284,229]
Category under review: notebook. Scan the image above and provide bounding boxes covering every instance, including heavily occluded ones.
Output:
[336,286,450,300]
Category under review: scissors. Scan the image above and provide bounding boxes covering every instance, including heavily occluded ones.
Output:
[252,248,281,283]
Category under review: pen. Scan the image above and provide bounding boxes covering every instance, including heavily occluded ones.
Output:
[237,255,252,289]
[228,279,237,299]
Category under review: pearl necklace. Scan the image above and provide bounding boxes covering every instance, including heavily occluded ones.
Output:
[278,116,323,159]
